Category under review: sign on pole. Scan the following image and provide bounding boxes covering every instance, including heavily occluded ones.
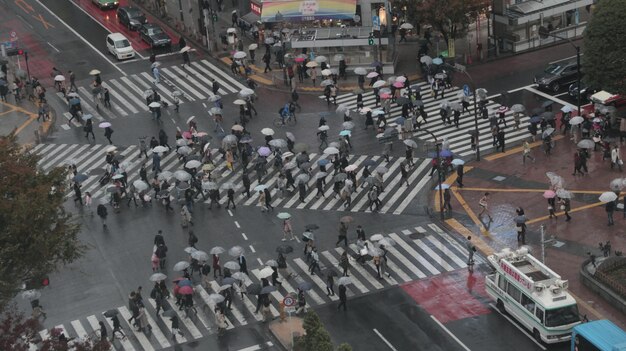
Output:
[463,84,471,97]
[283,295,296,307]
[372,15,380,31]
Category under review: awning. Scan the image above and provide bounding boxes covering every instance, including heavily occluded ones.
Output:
[261,0,357,23]
[240,12,261,25]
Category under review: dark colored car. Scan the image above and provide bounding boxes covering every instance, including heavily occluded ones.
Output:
[92,0,118,10]
[534,62,580,93]
[117,6,147,31]
[568,82,598,102]
[139,23,172,48]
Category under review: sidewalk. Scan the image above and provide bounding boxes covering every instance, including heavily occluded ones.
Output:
[0,65,56,147]
[268,316,304,350]
[437,130,626,328]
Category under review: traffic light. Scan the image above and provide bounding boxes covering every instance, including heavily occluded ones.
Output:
[368,34,374,46]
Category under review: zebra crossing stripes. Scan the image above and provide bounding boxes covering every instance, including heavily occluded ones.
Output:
[39,225,471,350]
[54,61,248,128]
[321,82,532,157]
[34,144,440,214]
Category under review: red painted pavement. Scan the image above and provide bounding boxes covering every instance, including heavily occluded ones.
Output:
[71,0,180,52]
[0,18,55,85]
[401,270,492,324]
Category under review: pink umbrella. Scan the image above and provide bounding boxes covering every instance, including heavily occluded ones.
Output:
[182,131,192,139]
[380,93,392,99]
[179,285,193,295]
[498,106,509,113]
[196,132,208,137]
[258,146,271,157]
[543,190,556,199]
[392,81,404,88]
[295,57,305,63]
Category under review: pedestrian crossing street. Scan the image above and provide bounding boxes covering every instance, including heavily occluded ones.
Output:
[57,60,248,129]
[39,224,480,350]
[320,81,532,157]
[32,142,438,215]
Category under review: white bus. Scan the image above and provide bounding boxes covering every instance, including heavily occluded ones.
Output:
[485,247,581,344]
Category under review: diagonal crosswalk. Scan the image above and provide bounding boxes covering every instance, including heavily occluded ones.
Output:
[320,81,532,157]
[38,225,474,351]
[31,143,441,215]
[55,60,248,129]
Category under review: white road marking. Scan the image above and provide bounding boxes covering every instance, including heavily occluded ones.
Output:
[373,328,398,351]
[430,315,472,351]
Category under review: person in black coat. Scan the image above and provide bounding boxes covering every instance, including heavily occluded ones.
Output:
[337,284,347,311]
[154,230,165,246]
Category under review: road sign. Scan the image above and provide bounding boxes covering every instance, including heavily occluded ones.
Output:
[463,84,471,97]
[283,296,295,307]
[10,31,17,39]
[372,15,380,31]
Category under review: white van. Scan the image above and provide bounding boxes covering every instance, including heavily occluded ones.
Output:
[106,33,135,60]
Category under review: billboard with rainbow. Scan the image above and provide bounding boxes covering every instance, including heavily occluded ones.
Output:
[260,0,357,22]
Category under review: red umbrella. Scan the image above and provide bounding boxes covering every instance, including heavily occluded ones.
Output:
[179,285,194,295]
[380,93,391,99]
[295,57,305,63]
[182,131,192,139]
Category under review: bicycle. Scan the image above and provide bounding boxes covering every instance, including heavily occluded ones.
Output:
[274,113,296,127]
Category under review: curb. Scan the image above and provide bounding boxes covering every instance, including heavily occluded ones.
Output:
[580,258,626,316]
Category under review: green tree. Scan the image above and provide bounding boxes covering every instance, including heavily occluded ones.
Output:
[582,0,626,95]
[337,343,353,351]
[415,0,490,46]
[391,0,421,33]
[0,134,85,308]
[0,306,109,350]
[295,311,341,351]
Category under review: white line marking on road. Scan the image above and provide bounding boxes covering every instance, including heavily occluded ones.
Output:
[228,209,234,216]
[249,245,256,253]
[524,86,575,108]
[241,233,248,240]
[236,341,274,351]
[373,328,398,351]
[257,258,263,265]
[430,315,471,351]
[47,42,60,53]
[234,221,241,228]
[35,0,126,75]
[489,303,547,350]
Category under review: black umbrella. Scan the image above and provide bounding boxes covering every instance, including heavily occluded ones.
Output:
[103,309,118,318]
[305,224,319,230]
[541,100,553,108]
[162,309,177,317]
[276,245,294,254]
[541,111,555,121]
[248,283,262,295]
[72,174,88,183]
[260,286,277,294]
[298,281,313,291]
[396,97,410,105]
[531,107,543,116]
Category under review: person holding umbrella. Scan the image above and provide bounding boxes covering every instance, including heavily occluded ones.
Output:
[295,288,306,314]
[282,217,294,241]
[97,203,108,228]
[103,126,114,145]
[170,315,184,340]
[84,117,95,140]
[337,283,347,311]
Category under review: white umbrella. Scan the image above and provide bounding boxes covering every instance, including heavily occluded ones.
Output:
[599,192,618,203]
[561,105,574,113]
[54,75,65,82]
[315,56,327,63]
[185,160,201,169]
[258,267,274,279]
[248,43,258,50]
[318,125,330,131]
[98,122,112,128]
[366,72,379,78]
[345,165,358,172]
[149,102,161,108]
[209,246,225,255]
[370,234,384,241]
[233,99,247,105]
[354,67,367,75]
[152,145,168,153]
[180,46,191,53]
[306,61,318,68]
[228,245,245,257]
[133,180,149,192]
[321,69,332,76]
[420,56,433,65]
[210,294,225,303]
[191,250,209,261]
[261,128,275,136]
[569,116,584,125]
[209,95,222,102]
[173,261,190,271]
[224,261,241,270]
[89,69,101,75]
[174,170,192,181]
[227,27,237,33]
[21,290,41,300]
[451,159,465,166]
[149,273,167,282]
[395,76,407,83]
[511,104,525,113]
[239,88,255,97]
[334,54,345,61]
[323,147,340,155]
[265,259,278,267]
[400,23,414,29]
[403,139,418,148]
[373,80,387,88]
[105,146,117,153]
[233,51,247,59]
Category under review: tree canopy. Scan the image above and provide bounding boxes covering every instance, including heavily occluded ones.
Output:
[582,0,626,95]
[0,134,85,308]
[415,0,490,45]
[295,311,351,351]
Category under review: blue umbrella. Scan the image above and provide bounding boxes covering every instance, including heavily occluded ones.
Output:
[178,279,193,287]
[432,57,444,65]
[395,117,405,125]
[339,130,351,137]
[72,174,88,183]
[530,116,542,123]
[434,184,450,190]
[81,114,93,121]
[222,277,236,285]
[440,150,453,157]
[69,98,81,106]
[370,61,382,67]
[318,159,330,166]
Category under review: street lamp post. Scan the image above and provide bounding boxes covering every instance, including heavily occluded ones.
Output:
[418,128,445,220]
[538,26,581,118]
[452,64,481,161]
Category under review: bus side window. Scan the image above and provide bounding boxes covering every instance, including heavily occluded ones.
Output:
[506,282,522,303]
[521,293,535,313]
[497,274,507,291]
[535,307,544,324]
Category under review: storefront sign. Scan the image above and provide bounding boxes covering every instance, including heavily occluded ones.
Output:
[250,1,262,15]
[261,0,356,22]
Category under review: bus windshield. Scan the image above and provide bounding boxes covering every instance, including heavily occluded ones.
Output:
[545,304,580,327]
